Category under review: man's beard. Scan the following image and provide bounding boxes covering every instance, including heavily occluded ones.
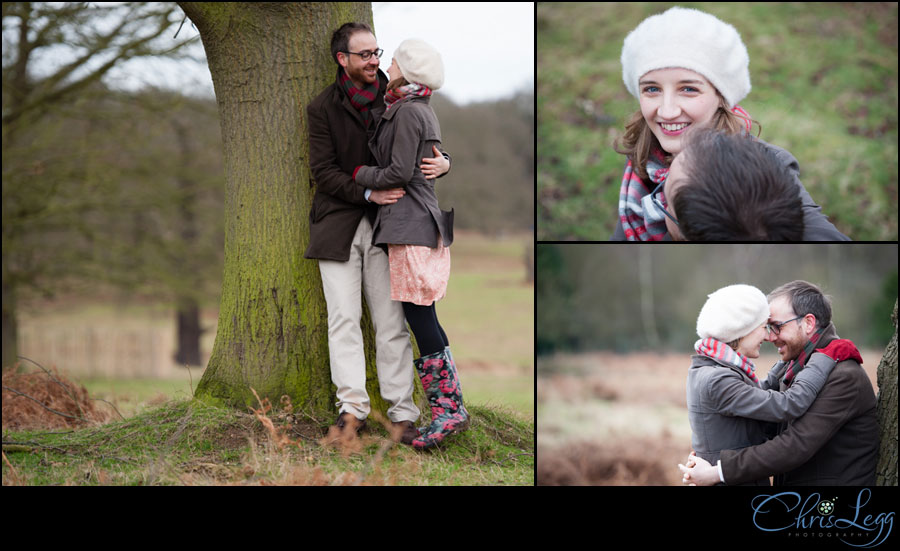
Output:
[346,63,377,87]
[777,334,808,362]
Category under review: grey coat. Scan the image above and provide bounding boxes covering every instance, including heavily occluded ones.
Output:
[686,350,837,485]
[610,138,851,241]
[355,95,453,249]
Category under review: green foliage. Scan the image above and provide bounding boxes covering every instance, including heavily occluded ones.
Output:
[871,271,899,344]
[538,2,899,240]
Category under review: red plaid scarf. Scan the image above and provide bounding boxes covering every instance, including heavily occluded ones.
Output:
[618,146,670,241]
[782,325,827,387]
[695,337,759,386]
[617,105,752,241]
[339,68,379,127]
[384,82,432,110]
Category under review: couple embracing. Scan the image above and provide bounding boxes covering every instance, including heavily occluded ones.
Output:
[679,280,879,485]
[303,23,467,450]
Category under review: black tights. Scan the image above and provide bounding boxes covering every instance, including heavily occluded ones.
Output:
[402,302,449,357]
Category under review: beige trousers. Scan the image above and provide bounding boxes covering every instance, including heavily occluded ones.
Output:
[317,217,419,423]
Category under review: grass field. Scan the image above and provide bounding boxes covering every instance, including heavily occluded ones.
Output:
[2,397,533,486]
[4,231,534,485]
[537,2,898,240]
[14,230,533,414]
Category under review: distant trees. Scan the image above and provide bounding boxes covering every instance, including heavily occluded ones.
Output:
[431,91,534,234]
[536,244,899,354]
[2,2,200,368]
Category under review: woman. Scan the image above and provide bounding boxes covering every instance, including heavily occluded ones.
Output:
[612,6,849,241]
[685,284,845,485]
[353,39,468,450]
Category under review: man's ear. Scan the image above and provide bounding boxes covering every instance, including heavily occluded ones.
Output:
[336,52,348,69]
[803,314,818,336]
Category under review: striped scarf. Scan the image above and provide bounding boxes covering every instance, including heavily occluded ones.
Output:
[618,146,671,241]
[618,105,752,241]
[694,337,759,386]
[782,325,827,387]
[339,68,379,127]
[384,82,432,110]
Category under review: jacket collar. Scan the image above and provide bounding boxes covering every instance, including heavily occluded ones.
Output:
[382,94,430,121]
[689,354,756,382]
[803,322,840,365]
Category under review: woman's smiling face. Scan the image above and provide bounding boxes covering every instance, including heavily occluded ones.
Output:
[638,68,719,155]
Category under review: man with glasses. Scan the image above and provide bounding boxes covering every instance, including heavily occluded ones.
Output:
[680,280,878,485]
[654,129,808,241]
[304,22,451,444]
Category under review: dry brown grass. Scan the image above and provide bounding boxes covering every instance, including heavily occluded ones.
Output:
[538,436,691,486]
[2,364,111,431]
[210,388,420,486]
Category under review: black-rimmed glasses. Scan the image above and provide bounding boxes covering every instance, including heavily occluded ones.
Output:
[342,48,383,61]
[650,182,679,226]
[766,315,804,336]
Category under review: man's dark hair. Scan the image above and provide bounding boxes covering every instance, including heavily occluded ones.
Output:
[768,280,832,330]
[331,22,374,65]
[672,129,804,241]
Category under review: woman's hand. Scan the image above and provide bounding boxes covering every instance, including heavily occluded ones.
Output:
[678,451,720,486]
[420,145,450,179]
[370,188,406,205]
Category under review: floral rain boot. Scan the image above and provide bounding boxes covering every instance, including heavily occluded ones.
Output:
[411,347,470,450]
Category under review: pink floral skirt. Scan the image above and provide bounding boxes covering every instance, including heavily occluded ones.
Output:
[387,239,450,306]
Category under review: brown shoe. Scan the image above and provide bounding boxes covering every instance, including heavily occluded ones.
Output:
[391,420,420,445]
[334,412,366,434]
[323,412,366,455]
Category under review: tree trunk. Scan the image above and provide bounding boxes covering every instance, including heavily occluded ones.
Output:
[876,299,897,486]
[172,118,204,368]
[178,2,425,416]
[638,245,660,348]
[175,302,203,367]
[2,280,17,369]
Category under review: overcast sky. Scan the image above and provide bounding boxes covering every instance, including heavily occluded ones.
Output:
[99,2,534,106]
[373,2,534,104]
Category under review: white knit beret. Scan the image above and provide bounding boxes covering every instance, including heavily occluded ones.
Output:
[696,284,770,343]
[621,7,751,108]
[394,38,444,91]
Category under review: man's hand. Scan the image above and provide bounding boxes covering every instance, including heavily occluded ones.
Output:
[678,452,719,486]
[369,188,405,205]
[420,145,450,179]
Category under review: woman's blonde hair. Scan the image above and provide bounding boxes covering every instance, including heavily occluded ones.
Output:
[613,94,761,181]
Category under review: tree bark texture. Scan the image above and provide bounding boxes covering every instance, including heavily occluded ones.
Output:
[876,299,898,485]
[178,2,424,415]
